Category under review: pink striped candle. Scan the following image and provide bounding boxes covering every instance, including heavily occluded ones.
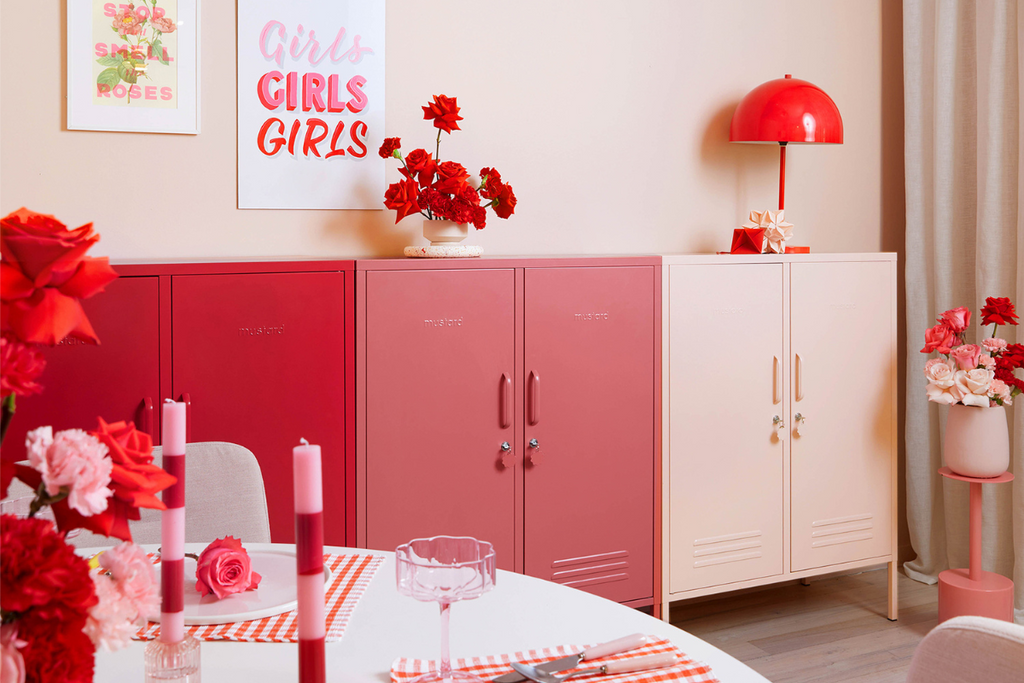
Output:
[160,400,187,644]
[294,438,325,683]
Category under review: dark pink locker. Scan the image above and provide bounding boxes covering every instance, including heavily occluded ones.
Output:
[170,272,347,546]
[523,267,655,603]
[364,269,517,571]
[2,276,161,460]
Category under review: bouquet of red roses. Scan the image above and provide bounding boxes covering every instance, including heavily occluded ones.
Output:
[0,209,175,683]
[921,296,1024,407]
[378,94,517,228]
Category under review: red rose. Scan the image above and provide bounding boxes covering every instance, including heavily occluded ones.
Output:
[402,149,436,187]
[421,94,463,133]
[1,208,118,346]
[378,137,401,159]
[0,334,45,399]
[17,418,176,541]
[194,536,262,599]
[492,182,517,219]
[383,180,422,224]
[433,161,470,194]
[981,297,1019,326]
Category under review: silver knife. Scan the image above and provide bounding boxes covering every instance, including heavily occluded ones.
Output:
[511,653,679,683]
[493,633,648,683]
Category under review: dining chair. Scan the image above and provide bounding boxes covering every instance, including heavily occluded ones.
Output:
[906,615,1024,683]
[65,441,272,548]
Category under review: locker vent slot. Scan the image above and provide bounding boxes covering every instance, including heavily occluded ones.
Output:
[692,530,762,568]
[550,552,629,588]
[810,514,873,548]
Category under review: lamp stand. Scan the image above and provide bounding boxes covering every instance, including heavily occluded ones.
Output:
[778,142,787,211]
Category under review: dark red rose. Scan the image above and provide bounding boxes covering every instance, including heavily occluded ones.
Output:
[378,137,401,159]
[0,334,45,399]
[16,418,175,541]
[402,149,436,187]
[421,94,463,134]
[479,167,503,200]
[1,514,97,622]
[383,180,422,224]
[492,182,517,219]
[433,161,470,194]
[1,208,118,345]
[18,611,95,683]
[981,297,1019,327]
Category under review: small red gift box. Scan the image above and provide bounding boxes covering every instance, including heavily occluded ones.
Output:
[730,228,765,254]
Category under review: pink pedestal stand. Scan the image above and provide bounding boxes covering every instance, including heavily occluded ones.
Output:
[937,466,1015,623]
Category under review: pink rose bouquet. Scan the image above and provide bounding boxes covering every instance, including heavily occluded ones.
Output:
[921,297,1024,406]
[194,536,262,600]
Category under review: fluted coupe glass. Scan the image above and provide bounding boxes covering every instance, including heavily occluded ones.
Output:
[396,536,496,683]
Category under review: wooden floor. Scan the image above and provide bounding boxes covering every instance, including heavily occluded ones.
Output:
[669,569,938,683]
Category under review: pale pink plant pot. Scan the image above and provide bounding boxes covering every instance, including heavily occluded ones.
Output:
[423,219,469,246]
[943,404,1010,478]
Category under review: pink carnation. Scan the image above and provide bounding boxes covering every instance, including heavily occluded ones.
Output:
[151,16,176,33]
[26,426,112,516]
[85,572,137,652]
[983,337,1008,353]
[0,624,26,683]
[989,378,1013,405]
[99,542,158,620]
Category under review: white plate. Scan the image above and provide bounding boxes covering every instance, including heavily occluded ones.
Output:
[148,549,332,625]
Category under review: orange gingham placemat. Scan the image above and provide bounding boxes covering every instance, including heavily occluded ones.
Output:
[392,636,718,683]
[135,553,383,642]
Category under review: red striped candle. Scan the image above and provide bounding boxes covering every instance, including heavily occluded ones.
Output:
[160,400,187,644]
[294,438,325,683]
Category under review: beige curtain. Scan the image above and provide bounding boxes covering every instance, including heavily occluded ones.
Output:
[904,0,1023,623]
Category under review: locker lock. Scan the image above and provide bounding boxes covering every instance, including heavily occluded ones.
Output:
[528,438,542,466]
[794,413,805,437]
[499,441,515,469]
[773,415,786,441]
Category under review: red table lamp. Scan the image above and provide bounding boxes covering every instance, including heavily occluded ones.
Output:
[729,74,843,210]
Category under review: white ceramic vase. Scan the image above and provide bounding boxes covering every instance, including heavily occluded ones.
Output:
[943,403,1010,478]
[423,219,468,246]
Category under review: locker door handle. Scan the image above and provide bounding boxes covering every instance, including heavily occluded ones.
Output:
[773,356,781,405]
[178,393,192,443]
[500,374,512,429]
[795,354,804,401]
[141,397,155,442]
[528,371,540,425]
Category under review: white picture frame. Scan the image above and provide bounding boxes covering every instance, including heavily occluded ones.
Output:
[67,0,201,134]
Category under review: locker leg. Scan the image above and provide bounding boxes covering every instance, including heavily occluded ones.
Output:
[887,560,899,621]
[800,578,811,586]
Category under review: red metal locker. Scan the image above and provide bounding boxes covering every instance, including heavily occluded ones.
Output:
[170,272,348,546]
[1,276,161,459]
[523,267,655,603]
[363,268,517,571]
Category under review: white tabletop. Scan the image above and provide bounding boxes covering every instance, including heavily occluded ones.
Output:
[91,544,768,683]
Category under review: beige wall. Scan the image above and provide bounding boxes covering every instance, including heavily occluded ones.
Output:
[0,0,903,261]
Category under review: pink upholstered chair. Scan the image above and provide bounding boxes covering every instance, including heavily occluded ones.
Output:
[907,615,1024,683]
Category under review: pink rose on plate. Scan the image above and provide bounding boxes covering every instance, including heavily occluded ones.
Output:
[950,344,982,371]
[941,306,971,334]
[983,337,1008,353]
[194,536,262,599]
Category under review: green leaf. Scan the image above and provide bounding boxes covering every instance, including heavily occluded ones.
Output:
[96,55,121,67]
[150,39,168,65]
[97,67,120,90]
[117,62,138,84]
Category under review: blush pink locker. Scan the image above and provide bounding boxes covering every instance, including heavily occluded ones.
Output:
[1,276,162,459]
[361,268,517,571]
[523,266,655,604]
[170,271,349,546]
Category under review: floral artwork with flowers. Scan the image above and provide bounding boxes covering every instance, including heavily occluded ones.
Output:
[378,94,517,229]
[95,1,177,105]
[921,297,1023,407]
[0,208,175,683]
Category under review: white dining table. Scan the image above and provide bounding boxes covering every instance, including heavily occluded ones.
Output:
[89,544,768,683]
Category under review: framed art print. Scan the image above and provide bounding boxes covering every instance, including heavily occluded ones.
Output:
[67,0,201,134]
